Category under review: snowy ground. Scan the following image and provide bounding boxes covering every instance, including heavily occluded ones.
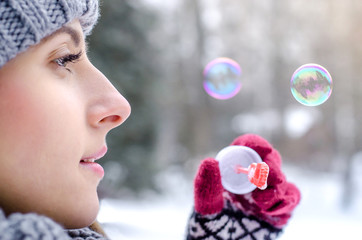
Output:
[98,165,362,240]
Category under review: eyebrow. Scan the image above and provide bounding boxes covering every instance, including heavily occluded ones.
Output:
[44,26,81,47]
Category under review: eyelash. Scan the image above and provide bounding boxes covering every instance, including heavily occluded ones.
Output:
[53,51,83,71]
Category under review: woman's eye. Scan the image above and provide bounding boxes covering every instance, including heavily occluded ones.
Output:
[54,58,68,68]
[53,51,83,71]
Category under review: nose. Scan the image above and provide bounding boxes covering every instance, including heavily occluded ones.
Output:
[86,66,131,131]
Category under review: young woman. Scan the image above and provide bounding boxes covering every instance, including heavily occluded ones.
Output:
[0,0,130,239]
[0,1,300,239]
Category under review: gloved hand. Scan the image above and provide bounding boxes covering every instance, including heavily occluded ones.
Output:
[186,134,301,240]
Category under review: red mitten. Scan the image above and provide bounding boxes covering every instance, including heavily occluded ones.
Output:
[187,134,301,240]
[230,134,301,227]
[194,157,224,215]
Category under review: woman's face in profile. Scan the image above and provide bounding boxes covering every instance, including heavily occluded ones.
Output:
[0,19,131,228]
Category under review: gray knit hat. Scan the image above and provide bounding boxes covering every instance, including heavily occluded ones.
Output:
[0,0,100,68]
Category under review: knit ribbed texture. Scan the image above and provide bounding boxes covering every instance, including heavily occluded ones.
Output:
[0,0,99,68]
[0,208,108,240]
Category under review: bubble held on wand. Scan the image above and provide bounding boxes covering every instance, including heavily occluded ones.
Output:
[215,145,269,194]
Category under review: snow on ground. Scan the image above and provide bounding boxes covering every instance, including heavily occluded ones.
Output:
[278,167,362,240]
[98,165,362,240]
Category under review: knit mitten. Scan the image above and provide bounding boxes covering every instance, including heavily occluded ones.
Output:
[186,134,301,240]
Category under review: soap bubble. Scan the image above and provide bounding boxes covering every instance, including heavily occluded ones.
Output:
[203,57,242,100]
[290,63,333,106]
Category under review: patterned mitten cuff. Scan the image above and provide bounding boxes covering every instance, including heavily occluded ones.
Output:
[186,199,282,240]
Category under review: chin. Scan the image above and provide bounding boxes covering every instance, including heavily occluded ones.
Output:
[61,195,100,229]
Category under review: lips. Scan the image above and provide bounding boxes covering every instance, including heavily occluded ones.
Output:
[80,145,107,178]
[81,145,108,162]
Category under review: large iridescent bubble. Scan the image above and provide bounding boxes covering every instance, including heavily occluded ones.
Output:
[203,57,242,100]
[290,63,333,106]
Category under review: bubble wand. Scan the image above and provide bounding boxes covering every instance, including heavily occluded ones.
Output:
[235,162,269,190]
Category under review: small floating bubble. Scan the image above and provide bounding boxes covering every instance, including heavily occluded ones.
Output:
[203,57,242,100]
[290,63,333,106]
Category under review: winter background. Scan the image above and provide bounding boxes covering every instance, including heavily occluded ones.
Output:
[88,0,362,239]
[97,163,362,240]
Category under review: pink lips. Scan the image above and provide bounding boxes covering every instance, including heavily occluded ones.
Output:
[82,145,108,161]
[80,145,107,178]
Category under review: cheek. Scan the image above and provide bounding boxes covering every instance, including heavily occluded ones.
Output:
[0,83,43,157]
[0,82,75,159]
[0,78,78,179]
[0,74,96,218]
[0,79,100,227]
